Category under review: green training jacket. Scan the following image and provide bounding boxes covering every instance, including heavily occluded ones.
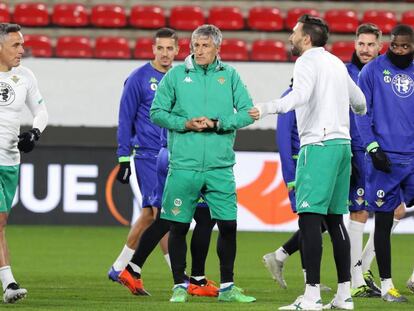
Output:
[150,55,254,171]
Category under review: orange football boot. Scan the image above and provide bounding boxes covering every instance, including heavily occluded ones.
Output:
[188,279,219,297]
[118,269,150,296]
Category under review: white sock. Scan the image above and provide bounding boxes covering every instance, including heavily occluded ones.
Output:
[348,220,366,288]
[128,262,141,275]
[336,281,351,300]
[0,266,16,291]
[191,276,205,281]
[112,245,135,271]
[302,269,307,284]
[304,283,321,301]
[173,283,187,289]
[275,247,290,263]
[411,269,414,282]
[380,278,394,296]
[391,218,399,232]
[361,225,375,273]
[164,253,171,269]
[220,282,234,290]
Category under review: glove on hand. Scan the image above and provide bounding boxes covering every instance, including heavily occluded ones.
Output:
[17,128,41,153]
[116,162,131,184]
[369,147,391,173]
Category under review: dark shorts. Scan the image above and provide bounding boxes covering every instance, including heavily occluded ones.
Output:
[152,147,208,209]
[349,150,367,212]
[366,152,414,212]
[134,153,157,208]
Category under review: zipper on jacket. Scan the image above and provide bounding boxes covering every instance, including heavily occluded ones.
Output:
[202,69,207,171]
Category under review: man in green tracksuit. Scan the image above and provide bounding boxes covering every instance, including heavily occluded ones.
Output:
[150,24,256,303]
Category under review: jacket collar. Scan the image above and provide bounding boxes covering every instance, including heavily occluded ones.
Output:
[184,54,224,73]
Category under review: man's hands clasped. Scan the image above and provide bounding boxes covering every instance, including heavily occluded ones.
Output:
[185,117,217,132]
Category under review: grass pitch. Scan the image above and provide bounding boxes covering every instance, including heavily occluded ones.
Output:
[4,226,414,310]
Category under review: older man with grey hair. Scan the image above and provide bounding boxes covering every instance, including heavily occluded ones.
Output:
[0,23,48,303]
[150,24,256,303]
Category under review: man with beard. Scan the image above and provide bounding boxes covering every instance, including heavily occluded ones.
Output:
[355,24,414,303]
[249,15,366,310]
[347,23,407,298]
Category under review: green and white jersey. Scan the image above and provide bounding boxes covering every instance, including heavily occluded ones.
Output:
[0,65,47,165]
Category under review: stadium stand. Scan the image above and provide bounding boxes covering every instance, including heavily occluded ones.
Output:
[0,3,11,23]
[94,36,130,59]
[52,3,89,27]
[251,39,288,61]
[207,6,244,30]
[4,1,413,61]
[133,37,153,59]
[90,4,127,28]
[56,36,93,58]
[247,7,284,31]
[129,5,166,29]
[13,2,50,27]
[324,9,359,33]
[219,38,249,61]
[169,6,205,31]
[23,34,53,57]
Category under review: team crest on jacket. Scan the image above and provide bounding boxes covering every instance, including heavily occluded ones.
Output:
[0,82,15,106]
[149,77,158,91]
[391,74,414,98]
[217,77,226,85]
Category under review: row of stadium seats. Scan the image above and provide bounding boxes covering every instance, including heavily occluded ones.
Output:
[23,34,389,62]
[1,3,414,34]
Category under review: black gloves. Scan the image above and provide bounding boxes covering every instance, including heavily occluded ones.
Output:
[116,162,131,184]
[17,128,41,153]
[369,147,391,173]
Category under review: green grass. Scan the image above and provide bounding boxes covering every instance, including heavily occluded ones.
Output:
[4,226,414,310]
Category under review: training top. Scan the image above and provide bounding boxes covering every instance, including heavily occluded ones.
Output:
[355,54,414,153]
[117,62,165,160]
[0,65,47,166]
[346,62,364,151]
[276,87,299,185]
[151,55,253,171]
[258,47,366,147]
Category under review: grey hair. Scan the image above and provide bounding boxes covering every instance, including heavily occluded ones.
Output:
[191,24,222,48]
[0,23,21,42]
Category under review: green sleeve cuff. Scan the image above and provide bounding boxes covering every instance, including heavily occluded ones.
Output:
[118,156,130,163]
[287,181,296,189]
[366,141,379,153]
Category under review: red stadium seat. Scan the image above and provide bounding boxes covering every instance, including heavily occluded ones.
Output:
[362,10,397,34]
[177,38,191,60]
[52,3,89,27]
[13,2,49,26]
[91,4,127,28]
[251,40,287,62]
[286,8,320,30]
[380,42,390,54]
[324,9,358,33]
[56,36,92,58]
[219,39,248,61]
[208,6,244,30]
[95,37,131,59]
[133,37,153,59]
[330,41,355,62]
[401,11,414,28]
[23,34,52,57]
[130,5,166,29]
[248,7,283,31]
[169,6,205,31]
[0,3,11,23]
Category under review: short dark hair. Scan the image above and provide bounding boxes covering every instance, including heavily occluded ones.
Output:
[297,14,329,47]
[0,23,21,42]
[390,24,414,41]
[356,23,382,39]
[153,27,178,43]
